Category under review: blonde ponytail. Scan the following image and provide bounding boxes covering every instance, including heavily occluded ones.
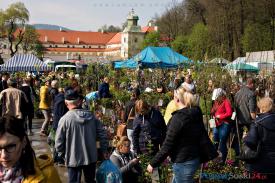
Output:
[176,86,196,107]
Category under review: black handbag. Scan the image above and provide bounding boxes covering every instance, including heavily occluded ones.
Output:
[199,129,219,163]
[238,142,261,163]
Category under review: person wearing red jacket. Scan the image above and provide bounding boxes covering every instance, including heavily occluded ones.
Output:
[211,88,233,164]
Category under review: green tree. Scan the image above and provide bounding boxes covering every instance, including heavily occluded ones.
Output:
[21,25,39,53]
[3,2,29,57]
[187,23,209,61]
[98,24,122,32]
[171,35,189,55]
[140,32,161,49]
[0,11,5,60]
[242,23,272,52]
[33,42,45,60]
[0,10,5,37]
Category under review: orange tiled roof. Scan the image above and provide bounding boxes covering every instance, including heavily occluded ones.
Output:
[107,33,121,44]
[46,47,121,52]
[141,26,156,33]
[37,29,117,45]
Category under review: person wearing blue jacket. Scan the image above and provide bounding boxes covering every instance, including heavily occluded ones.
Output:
[98,77,112,98]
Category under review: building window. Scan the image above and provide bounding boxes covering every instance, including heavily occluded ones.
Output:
[3,45,6,49]
[124,38,126,43]
[67,45,70,48]
[72,46,75,48]
[134,38,138,43]
[83,46,85,48]
[89,46,91,48]
[55,45,58,48]
[49,45,52,48]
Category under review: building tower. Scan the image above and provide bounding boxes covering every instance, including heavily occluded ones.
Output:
[121,9,144,59]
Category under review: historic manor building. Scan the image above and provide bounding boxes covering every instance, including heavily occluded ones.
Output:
[2,10,157,62]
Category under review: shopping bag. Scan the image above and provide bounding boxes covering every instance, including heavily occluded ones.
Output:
[96,160,122,183]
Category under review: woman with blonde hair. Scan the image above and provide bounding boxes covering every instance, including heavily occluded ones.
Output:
[110,136,141,183]
[243,97,275,181]
[147,86,205,183]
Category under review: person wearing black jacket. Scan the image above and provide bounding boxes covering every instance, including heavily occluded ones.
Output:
[0,73,9,92]
[51,88,68,165]
[147,87,203,183]
[20,78,35,135]
[132,99,167,156]
[52,88,68,131]
[243,97,275,182]
[124,88,140,151]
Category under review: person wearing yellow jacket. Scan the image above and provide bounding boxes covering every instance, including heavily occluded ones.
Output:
[164,100,178,125]
[23,154,61,183]
[0,116,61,183]
[39,79,51,136]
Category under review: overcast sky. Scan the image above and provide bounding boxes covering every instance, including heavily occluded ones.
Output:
[0,0,175,31]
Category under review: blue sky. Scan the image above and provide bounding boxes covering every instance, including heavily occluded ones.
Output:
[0,0,175,31]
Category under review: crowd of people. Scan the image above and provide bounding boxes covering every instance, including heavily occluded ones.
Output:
[0,70,274,183]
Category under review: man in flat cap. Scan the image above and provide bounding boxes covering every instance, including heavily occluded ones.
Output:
[55,89,108,183]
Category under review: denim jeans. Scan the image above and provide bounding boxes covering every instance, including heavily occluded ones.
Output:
[67,163,96,183]
[172,158,200,183]
[127,129,134,151]
[213,122,231,162]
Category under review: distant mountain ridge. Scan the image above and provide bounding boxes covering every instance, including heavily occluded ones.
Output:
[32,24,71,30]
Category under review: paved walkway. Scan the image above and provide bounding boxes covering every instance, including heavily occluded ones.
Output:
[28,118,68,183]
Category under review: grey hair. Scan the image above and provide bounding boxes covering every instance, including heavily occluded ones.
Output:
[65,99,79,105]
[51,80,58,88]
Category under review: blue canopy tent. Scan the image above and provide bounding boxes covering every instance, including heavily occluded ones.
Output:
[1,54,52,72]
[114,47,191,69]
[114,59,137,69]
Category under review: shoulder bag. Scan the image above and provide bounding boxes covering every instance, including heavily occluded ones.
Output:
[238,114,275,162]
[116,107,134,137]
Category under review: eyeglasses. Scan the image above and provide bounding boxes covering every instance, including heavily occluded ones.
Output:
[0,144,17,154]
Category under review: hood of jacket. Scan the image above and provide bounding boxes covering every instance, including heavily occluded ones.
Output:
[23,154,61,183]
[172,106,202,117]
[257,112,275,131]
[68,109,94,124]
